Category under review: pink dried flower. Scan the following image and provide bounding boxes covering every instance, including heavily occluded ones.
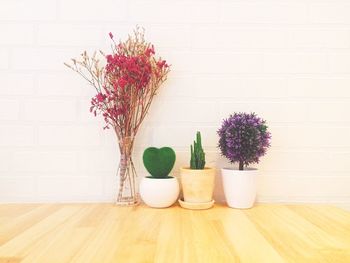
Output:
[65,27,170,137]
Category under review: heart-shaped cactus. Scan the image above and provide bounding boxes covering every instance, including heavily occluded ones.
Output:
[143,147,176,178]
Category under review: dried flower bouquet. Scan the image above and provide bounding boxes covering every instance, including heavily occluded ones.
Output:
[65,27,170,205]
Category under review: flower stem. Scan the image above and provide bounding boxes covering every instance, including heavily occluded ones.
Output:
[239,161,244,171]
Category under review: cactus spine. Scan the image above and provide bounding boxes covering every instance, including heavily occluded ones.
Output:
[190,131,206,169]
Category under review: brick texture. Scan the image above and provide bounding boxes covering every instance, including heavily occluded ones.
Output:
[0,0,349,206]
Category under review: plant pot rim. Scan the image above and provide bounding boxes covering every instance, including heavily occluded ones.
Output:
[221,167,258,171]
[180,166,214,171]
[144,176,176,179]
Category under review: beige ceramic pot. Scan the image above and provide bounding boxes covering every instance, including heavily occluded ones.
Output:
[180,167,215,203]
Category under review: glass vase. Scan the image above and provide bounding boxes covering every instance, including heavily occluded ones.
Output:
[115,136,140,206]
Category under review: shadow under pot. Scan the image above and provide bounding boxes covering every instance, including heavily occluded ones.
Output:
[180,167,215,203]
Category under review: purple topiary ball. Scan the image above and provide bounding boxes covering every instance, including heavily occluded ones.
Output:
[217,112,271,169]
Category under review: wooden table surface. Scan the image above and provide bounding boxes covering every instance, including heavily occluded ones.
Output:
[0,203,349,263]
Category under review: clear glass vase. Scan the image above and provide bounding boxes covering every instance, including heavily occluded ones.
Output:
[115,136,140,206]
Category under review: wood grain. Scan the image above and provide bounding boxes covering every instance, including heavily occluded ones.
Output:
[0,204,349,263]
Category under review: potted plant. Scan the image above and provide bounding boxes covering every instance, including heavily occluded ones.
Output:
[140,147,179,208]
[179,132,215,209]
[218,112,271,209]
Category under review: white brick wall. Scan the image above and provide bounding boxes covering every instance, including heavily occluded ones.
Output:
[0,0,57,21]
[221,3,308,24]
[0,49,9,69]
[0,24,34,45]
[0,73,35,95]
[1,0,350,207]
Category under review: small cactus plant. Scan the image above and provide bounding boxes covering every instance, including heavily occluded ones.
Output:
[143,147,176,178]
[190,131,206,169]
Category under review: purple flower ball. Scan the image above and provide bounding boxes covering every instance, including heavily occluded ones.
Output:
[217,112,271,169]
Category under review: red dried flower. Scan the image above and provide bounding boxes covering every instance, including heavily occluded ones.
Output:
[96,93,106,102]
[65,27,170,137]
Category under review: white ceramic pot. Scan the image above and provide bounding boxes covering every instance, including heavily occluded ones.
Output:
[221,168,258,209]
[140,176,179,208]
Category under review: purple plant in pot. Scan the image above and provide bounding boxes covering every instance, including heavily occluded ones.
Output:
[218,112,271,209]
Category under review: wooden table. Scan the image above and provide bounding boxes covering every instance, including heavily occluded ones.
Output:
[0,204,349,262]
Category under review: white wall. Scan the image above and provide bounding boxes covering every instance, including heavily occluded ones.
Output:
[1,0,350,206]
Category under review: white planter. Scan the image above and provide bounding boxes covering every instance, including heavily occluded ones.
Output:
[140,177,179,208]
[221,168,258,209]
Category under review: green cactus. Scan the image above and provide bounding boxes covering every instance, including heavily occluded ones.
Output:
[143,147,176,178]
[190,131,206,169]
